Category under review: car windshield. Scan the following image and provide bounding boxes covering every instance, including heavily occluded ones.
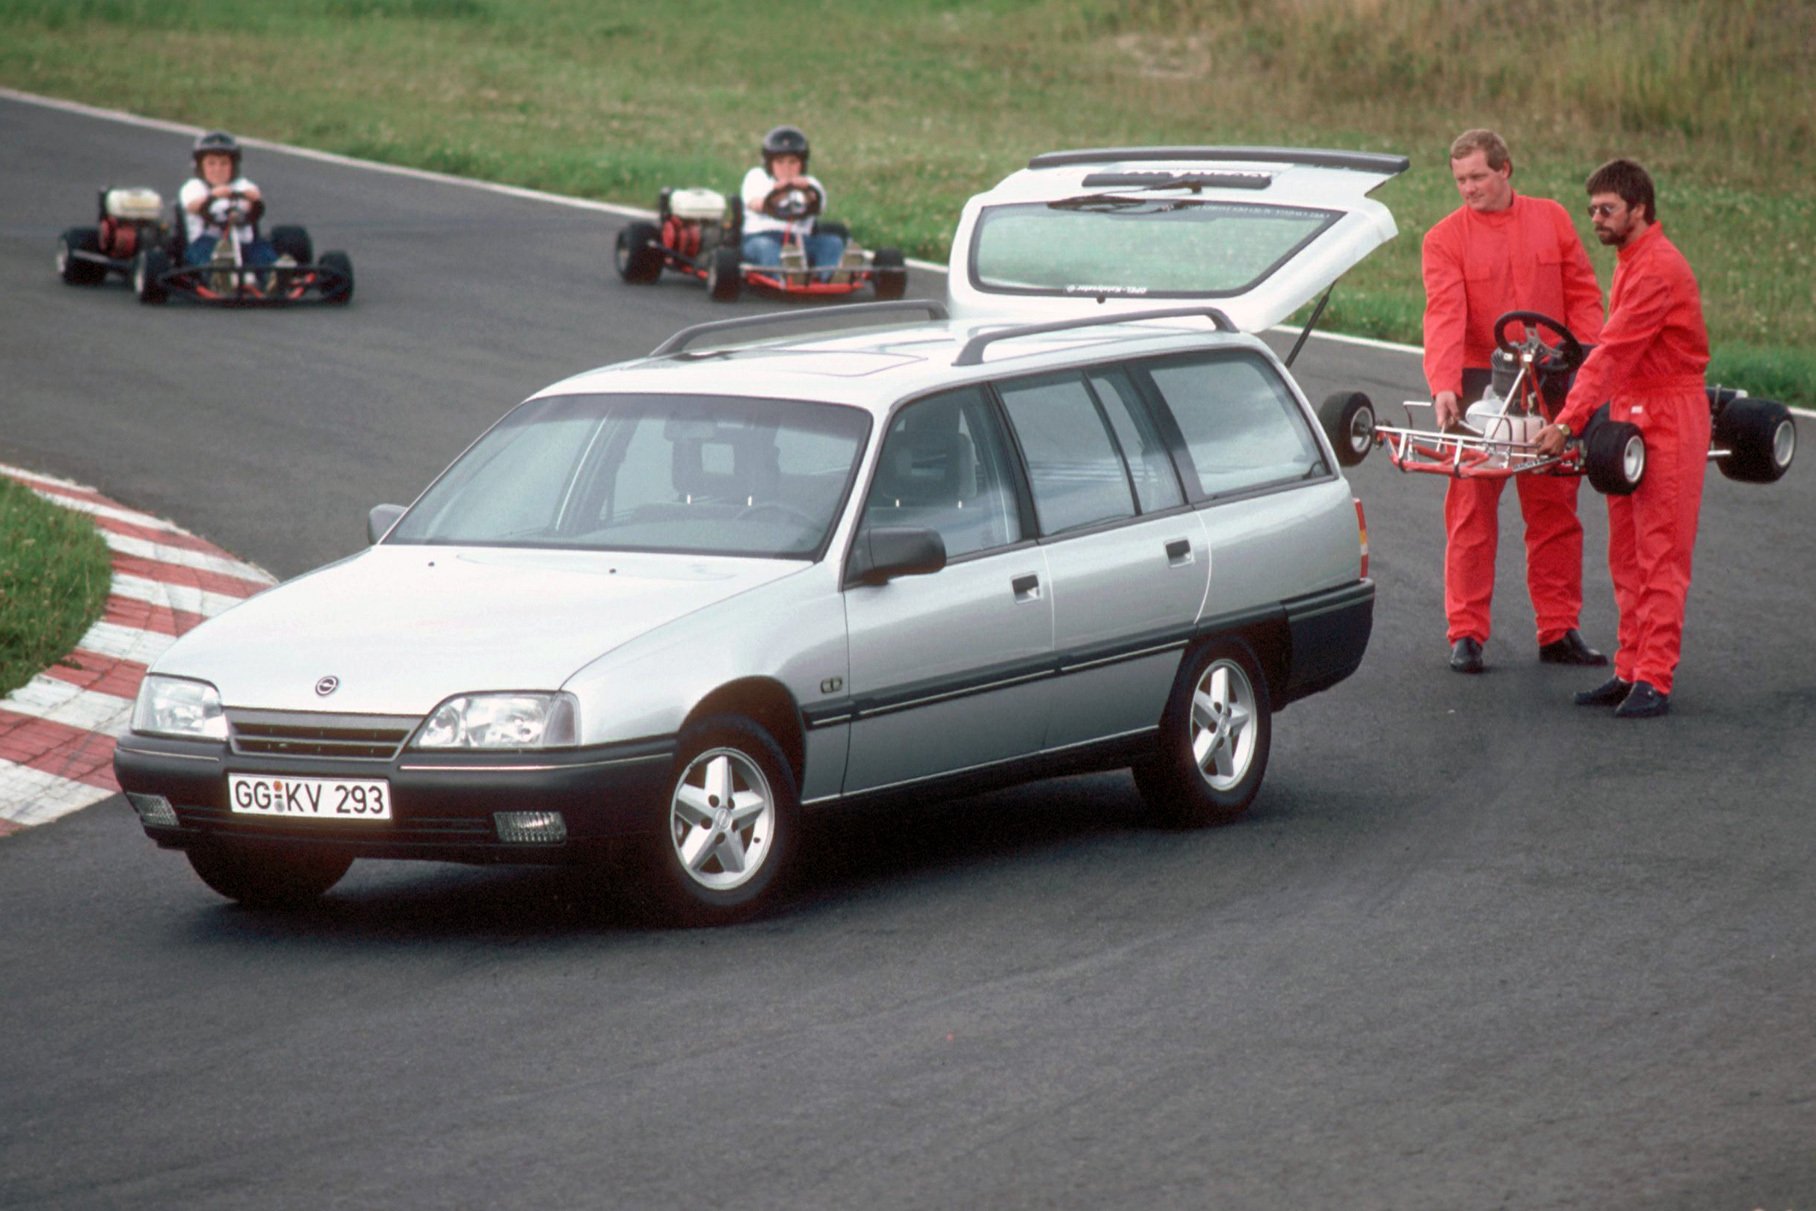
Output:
[968,198,1338,297]
[387,392,871,558]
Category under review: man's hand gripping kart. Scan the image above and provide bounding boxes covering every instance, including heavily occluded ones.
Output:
[58,186,352,306]
[1334,310,1797,492]
[614,184,908,303]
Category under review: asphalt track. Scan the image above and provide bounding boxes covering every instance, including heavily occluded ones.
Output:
[2,92,1812,1211]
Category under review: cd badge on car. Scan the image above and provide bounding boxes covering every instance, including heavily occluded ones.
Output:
[314,676,340,697]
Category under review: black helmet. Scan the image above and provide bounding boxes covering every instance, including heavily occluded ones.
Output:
[192,130,242,170]
[761,124,810,169]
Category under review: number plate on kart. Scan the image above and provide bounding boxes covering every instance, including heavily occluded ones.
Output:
[228,774,392,821]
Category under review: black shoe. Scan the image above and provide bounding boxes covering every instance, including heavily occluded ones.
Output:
[1539,628,1609,666]
[1574,676,1631,706]
[1615,680,1670,719]
[1449,637,1484,674]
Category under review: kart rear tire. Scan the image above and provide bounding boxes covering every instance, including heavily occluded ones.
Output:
[707,245,742,303]
[186,843,353,908]
[871,247,907,301]
[1584,419,1644,495]
[319,251,354,304]
[1317,390,1375,466]
[132,247,168,304]
[1131,639,1271,829]
[615,221,663,284]
[270,224,313,265]
[58,226,106,285]
[1714,396,1795,484]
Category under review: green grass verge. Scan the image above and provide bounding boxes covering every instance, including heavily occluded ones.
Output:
[0,477,114,699]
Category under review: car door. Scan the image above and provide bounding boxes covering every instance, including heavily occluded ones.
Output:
[993,367,1210,751]
[840,386,1053,794]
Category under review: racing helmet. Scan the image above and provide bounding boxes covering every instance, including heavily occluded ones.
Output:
[761,124,810,170]
[192,130,242,173]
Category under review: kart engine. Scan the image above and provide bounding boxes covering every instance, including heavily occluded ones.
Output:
[663,188,729,260]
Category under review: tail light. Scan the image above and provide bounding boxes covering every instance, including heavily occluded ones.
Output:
[1355,497,1369,580]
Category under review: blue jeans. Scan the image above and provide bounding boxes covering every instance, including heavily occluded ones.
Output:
[185,234,277,268]
[742,231,845,273]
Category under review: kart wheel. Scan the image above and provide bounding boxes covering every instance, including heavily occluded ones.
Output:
[1132,639,1272,829]
[132,248,168,304]
[1584,419,1645,495]
[1317,390,1375,466]
[319,251,354,304]
[1714,396,1795,484]
[270,224,313,265]
[186,843,353,908]
[615,221,663,284]
[871,248,907,301]
[707,245,742,302]
[639,715,798,926]
[57,226,106,285]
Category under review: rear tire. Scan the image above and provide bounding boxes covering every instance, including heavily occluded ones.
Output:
[1714,396,1795,483]
[871,247,907,300]
[269,224,313,265]
[58,226,106,285]
[1132,639,1272,828]
[1317,391,1375,466]
[186,844,353,908]
[615,221,663,284]
[318,250,354,304]
[1584,420,1645,495]
[707,245,742,302]
[132,247,169,304]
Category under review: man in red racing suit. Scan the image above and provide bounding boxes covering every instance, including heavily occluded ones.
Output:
[1422,129,1608,675]
[1536,158,1710,719]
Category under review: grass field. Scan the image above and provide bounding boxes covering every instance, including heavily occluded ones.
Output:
[0,477,113,698]
[3,0,1812,403]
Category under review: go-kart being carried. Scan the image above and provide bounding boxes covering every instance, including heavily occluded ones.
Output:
[1356,309,1795,492]
[614,183,907,304]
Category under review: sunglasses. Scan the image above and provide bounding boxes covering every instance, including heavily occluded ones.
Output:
[1587,202,1625,219]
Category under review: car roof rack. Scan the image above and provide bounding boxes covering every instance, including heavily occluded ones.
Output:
[953,306,1236,367]
[1027,146,1411,177]
[650,299,950,358]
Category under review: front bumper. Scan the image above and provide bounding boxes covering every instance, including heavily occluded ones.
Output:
[113,733,675,865]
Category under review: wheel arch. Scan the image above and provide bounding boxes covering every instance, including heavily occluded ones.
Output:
[680,677,806,785]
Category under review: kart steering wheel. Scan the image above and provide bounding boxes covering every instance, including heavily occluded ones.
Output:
[1493,310,1585,375]
[762,182,823,222]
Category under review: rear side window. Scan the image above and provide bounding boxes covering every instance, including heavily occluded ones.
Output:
[997,373,1136,535]
[1144,353,1327,499]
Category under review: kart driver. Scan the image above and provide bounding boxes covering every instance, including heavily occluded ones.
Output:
[1422,128,1608,675]
[178,131,277,269]
[1535,158,1711,719]
[740,124,845,275]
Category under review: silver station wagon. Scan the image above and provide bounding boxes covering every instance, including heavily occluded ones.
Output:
[116,147,1399,924]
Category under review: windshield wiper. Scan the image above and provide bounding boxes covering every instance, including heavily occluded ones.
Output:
[1047,194,1189,213]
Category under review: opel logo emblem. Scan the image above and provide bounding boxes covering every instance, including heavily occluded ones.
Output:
[315,676,340,697]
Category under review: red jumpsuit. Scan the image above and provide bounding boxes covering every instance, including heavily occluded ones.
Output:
[1554,222,1709,695]
[1422,195,1605,646]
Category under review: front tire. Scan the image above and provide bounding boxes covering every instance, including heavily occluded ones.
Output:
[1714,396,1795,484]
[615,221,663,284]
[185,844,353,908]
[132,247,168,304]
[1584,419,1645,495]
[1132,639,1272,828]
[871,247,907,301]
[706,245,742,302]
[318,250,354,304]
[1317,390,1375,466]
[643,716,798,925]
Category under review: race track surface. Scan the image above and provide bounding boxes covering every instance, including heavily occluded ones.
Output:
[2,93,1812,1210]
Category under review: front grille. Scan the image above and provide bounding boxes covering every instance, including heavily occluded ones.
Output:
[228,710,418,762]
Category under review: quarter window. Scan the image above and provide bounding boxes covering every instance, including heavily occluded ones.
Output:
[1145,353,1327,499]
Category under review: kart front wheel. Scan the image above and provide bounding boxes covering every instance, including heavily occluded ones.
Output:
[319,251,354,304]
[1714,396,1795,484]
[1584,419,1644,495]
[871,247,907,301]
[1132,639,1272,829]
[615,221,663,284]
[57,226,106,285]
[1317,390,1375,466]
[707,245,742,302]
[132,248,168,304]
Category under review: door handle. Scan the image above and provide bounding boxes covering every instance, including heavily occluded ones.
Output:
[1011,573,1041,601]
[1165,538,1193,564]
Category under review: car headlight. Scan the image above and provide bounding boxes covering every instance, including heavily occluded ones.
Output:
[412,692,580,750]
[132,675,228,740]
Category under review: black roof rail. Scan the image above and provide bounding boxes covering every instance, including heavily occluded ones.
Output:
[1027,146,1411,177]
[649,299,949,358]
[953,306,1236,368]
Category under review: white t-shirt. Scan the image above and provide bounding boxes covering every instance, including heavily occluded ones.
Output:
[179,175,260,245]
[740,166,827,239]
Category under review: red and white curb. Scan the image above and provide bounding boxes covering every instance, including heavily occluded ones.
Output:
[0,465,274,836]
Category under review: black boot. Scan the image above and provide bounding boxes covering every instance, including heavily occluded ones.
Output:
[1539,628,1609,666]
[1573,676,1630,707]
[1615,680,1670,719]
[1449,637,1484,674]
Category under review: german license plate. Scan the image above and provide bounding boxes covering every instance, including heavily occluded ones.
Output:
[228,774,392,821]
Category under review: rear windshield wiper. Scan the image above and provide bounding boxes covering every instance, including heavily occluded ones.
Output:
[1047,194,1189,213]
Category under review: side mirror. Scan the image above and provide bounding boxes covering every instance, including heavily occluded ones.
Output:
[846,526,947,586]
[367,503,406,545]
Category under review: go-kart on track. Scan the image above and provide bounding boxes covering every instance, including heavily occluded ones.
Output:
[2,90,1813,1210]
